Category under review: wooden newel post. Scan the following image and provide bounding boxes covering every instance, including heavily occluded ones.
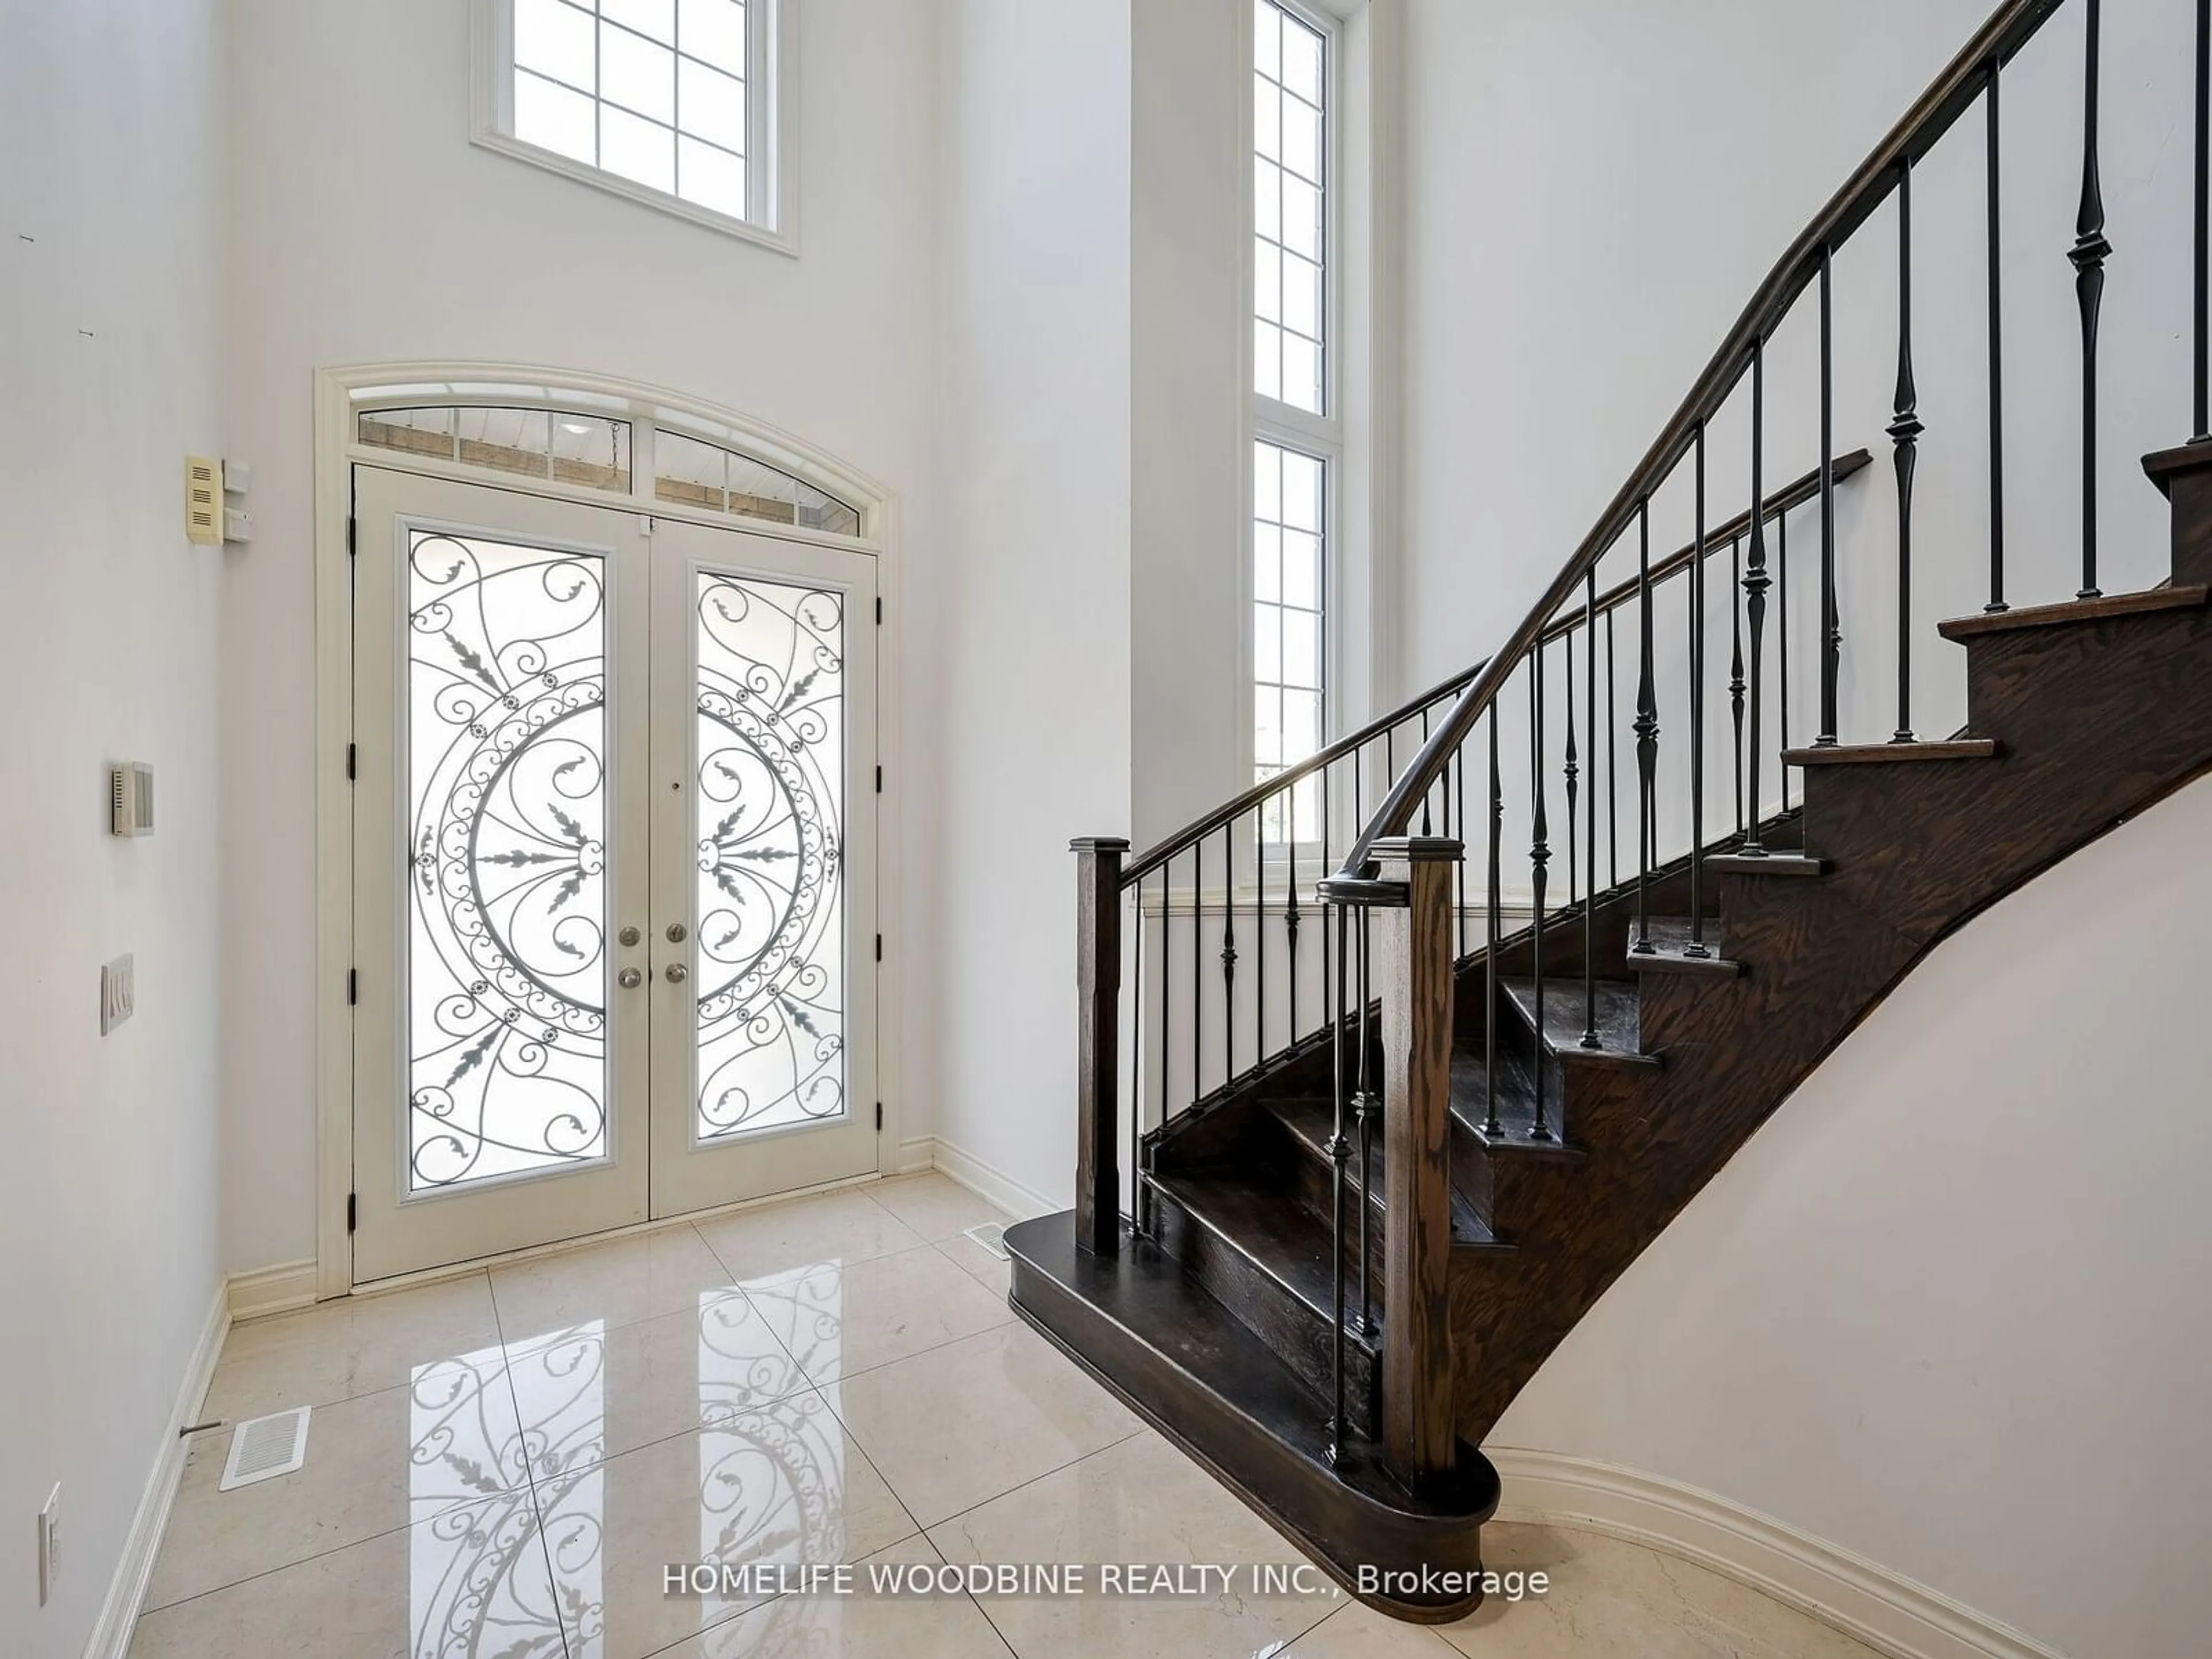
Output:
[1071,836,1130,1257]
[1373,835,1461,1485]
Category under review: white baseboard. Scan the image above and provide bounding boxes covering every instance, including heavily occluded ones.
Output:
[226,1259,319,1322]
[926,1135,1060,1221]
[82,1280,229,1659]
[895,1134,937,1176]
[1487,1448,2066,1659]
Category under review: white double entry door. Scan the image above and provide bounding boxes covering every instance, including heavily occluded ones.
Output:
[351,468,879,1282]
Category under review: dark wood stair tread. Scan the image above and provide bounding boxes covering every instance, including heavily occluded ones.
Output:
[1937,585,2210,639]
[1004,1214,1499,1614]
[1624,916,1743,976]
[1448,1047,1586,1158]
[1707,849,1830,877]
[1147,1164,1385,1331]
[1499,976,1659,1070]
[1261,1097,1511,1252]
[1782,738,2000,766]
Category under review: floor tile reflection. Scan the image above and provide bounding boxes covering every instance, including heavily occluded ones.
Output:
[129,1488,562,1659]
[145,1342,524,1612]
[136,1177,1886,1658]
[695,1186,926,1280]
[534,1388,918,1659]
[742,1242,1011,1384]
[503,1289,809,1482]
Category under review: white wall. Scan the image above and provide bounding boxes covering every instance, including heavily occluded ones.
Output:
[1493,770,2212,1659]
[1131,0,1247,849]
[930,0,1135,1204]
[0,1,229,1651]
[1400,0,2191,727]
[219,0,947,1268]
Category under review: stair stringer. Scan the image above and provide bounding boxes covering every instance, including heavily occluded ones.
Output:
[1450,601,2212,1440]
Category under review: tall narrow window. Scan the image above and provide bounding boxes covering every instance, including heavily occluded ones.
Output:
[1252,0,1335,835]
[476,0,793,249]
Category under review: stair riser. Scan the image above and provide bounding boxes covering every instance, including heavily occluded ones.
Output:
[1276,1125,1394,1291]
[1006,1218,1499,1620]
[2160,452,2212,586]
[1147,1179,1381,1437]
[1638,968,1742,1050]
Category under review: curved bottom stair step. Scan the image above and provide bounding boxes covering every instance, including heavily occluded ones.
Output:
[1006,1212,1501,1622]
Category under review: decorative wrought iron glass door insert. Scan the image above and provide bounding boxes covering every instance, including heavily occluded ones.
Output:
[648,517,878,1217]
[352,469,878,1281]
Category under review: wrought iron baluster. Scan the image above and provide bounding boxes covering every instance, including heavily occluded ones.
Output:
[1819,245,1840,746]
[1688,422,1711,956]
[1564,631,1580,908]
[1418,709,1432,835]
[1354,899,1376,1336]
[1778,506,1790,812]
[1191,841,1203,1098]
[1632,499,1658,952]
[1319,764,1331,1044]
[1582,565,1601,1048]
[1987,59,2009,613]
[1891,161,1922,744]
[1743,340,1771,855]
[1606,609,1620,888]
[1530,645,1553,1139]
[1484,711,1502,1138]
[1729,534,1745,835]
[1255,809,1266,1063]
[1285,784,1301,1045]
[1455,747,1468,960]
[1221,825,1236,1082]
[1327,899,1350,1464]
[2073,0,2111,600]
[1157,867,1170,1219]
[1130,879,1143,1237]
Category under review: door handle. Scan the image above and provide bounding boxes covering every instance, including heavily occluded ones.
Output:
[617,967,643,989]
[664,963,690,984]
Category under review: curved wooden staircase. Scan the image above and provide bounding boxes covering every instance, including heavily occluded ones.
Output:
[1012,0,2212,1623]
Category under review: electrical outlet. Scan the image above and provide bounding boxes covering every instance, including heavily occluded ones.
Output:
[38,1484,59,1605]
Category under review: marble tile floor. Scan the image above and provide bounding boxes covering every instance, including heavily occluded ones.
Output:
[131,1172,1885,1658]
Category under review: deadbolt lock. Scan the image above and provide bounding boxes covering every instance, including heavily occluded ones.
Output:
[618,926,641,948]
[665,922,688,944]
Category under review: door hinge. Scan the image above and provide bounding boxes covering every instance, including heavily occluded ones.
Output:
[347,1192,357,1233]
[874,597,882,624]
[874,765,882,793]
[347,968,358,1006]
[346,743,357,782]
[874,934,882,963]
[346,516,357,557]
[875,1101,882,1132]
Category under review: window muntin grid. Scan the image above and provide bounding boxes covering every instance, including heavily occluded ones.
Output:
[1253,439,1325,838]
[512,0,753,224]
[1253,0,1326,416]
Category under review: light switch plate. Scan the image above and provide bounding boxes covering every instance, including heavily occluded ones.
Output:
[101,955,135,1035]
[37,1484,59,1605]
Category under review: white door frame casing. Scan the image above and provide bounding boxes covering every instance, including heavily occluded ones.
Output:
[313,361,906,1298]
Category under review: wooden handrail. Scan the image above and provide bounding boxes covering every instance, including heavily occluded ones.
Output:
[1339,0,2069,879]
[1120,452,1867,891]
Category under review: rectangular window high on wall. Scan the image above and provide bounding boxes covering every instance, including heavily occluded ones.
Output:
[474,0,796,252]
[1251,0,1335,842]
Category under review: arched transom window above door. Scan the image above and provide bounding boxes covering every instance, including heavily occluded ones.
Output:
[350,382,866,541]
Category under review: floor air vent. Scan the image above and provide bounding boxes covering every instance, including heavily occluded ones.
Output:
[219,1407,311,1491]
[965,1221,1009,1260]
